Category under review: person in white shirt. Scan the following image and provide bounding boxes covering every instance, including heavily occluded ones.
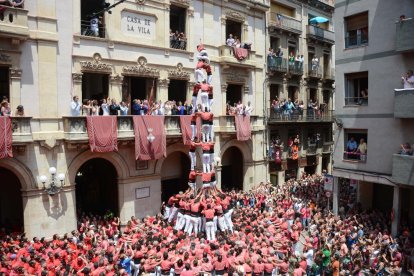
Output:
[402,69,414,88]
[119,102,129,116]
[226,34,235,46]
[244,101,253,115]
[70,96,81,116]
[100,98,110,116]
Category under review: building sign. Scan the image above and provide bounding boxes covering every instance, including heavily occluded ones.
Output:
[121,11,155,39]
[135,187,150,199]
[324,174,334,191]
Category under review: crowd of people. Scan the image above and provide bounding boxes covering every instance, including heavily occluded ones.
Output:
[267,48,307,74]
[225,34,252,50]
[270,97,327,121]
[0,172,412,275]
[0,97,24,117]
[226,101,253,116]
[345,137,367,162]
[170,30,187,50]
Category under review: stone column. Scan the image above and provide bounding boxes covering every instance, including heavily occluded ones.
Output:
[316,155,322,174]
[187,81,196,105]
[221,84,228,114]
[72,73,83,99]
[215,165,222,190]
[277,171,285,186]
[186,9,195,52]
[281,77,288,100]
[391,186,401,236]
[157,79,169,103]
[333,176,339,215]
[297,167,304,179]
[109,74,123,102]
[317,81,323,105]
[9,68,22,110]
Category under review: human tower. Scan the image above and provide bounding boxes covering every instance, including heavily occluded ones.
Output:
[163,45,235,242]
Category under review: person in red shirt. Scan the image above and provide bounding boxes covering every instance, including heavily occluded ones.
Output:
[190,114,198,140]
[202,204,216,241]
[197,108,213,142]
[201,142,214,173]
[189,137,201,171]
[199,80,213,112]
[180,263,194,276]
[252,257,265,276]
[192,81,201,110]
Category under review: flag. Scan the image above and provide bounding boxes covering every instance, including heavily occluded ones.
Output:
[148,78,155,114]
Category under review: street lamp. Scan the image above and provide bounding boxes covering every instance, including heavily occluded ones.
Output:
[39,167,65,196]
[147,128,155,143]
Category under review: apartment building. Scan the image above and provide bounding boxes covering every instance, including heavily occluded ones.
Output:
[265,0,335,186]
[333,0,414,235]
[0,0,267,238]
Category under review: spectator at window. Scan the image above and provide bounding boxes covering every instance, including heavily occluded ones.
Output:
[177,101,185,115]
[346,137,358,159]
[0,100,11,116]
[226,34,235,46]
[275,47,283,68]
[400,143,412,155]
[109,99,120,115]
[70,96,81,116]
[402,70,414,89]
[311,57,319,72]
[357,138,367,161]
[267,48,275,68]
[164,101,172,115]
[299,55,304,71]
[100,98,110,116]
[15,105,24,116]
[283,98,295,120]
[244,101,253,116]
[234,36,241,48]
[82,99,92,116]
[288,52,295,68]
[91,100,100,116]
[119,101,129,116]
[357,89,368,105]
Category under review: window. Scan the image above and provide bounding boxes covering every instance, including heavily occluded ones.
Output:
[82,73,109,102]
[169,5,187,50]
[269,84,280,107]
[270,37,280,51]
[81,0,107,38]
[0,67,9,102]
[168,80,187,104]
[225,20,242,45]
[226,84,242,110]
[345,12,368,48]
[345,72,368,105]
[344,130,367,162]
[127,77,157,107]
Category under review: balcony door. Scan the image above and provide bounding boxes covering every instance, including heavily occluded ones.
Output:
[0,67,9,101]
[82,73,109,102]
[168,79,187,104]
[126,76,157,107]
[226,84,243,107]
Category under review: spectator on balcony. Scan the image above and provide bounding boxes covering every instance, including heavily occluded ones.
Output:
[141,100,149,115]
[100,98,110,116]
[357,89,368,105]
[119,101,129,116]
[226,34,235,46]
[283,98,295,120]
[402,70,414,89]
[0,100,11,116]
[82,99,92,116]
[267,48,275,68]
[131,99,141,115]
[357,138,367,161]
[236,101,244,115]
[15,105,24,117]
[311,57,319,72]
[296,99,304,119]
[299,55,304,71]
[294,55,301,71]
[109,99,120,116]
[346,137,358,159]
[244,101,253,116]
[400,143,412,155]
[91,100,100,116]
[70,96,81,116]
[276,47,283,68]
[163,101,172,115]
[89,15,101,37]
[271,98,281,119]
[288,52,295,69]
[234,36,241,48]
[178,32,187,50]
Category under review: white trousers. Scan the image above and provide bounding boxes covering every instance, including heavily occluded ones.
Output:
[168,207,178,223]
[175,212,185,230]
[203,153,211,173]
[192,96,198,114]
[213,216,218,232]
[200,92,209,111]
[163,206,170,220]
[185,216,200,236]
[189,151,196,170]
[191,124,196,140]
[207,74,212,84]
[208,98,214,112]
[202,124,210,142]
[195,69,205,83]
[206,221,215,241]
[218,216,227,231]
[183,214,192,234]
[224,209,233,232]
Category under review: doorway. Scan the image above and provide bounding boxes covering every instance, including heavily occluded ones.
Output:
[0,168,23,234]
[0,67,9,101]
[161,152,190,203]
[168,79,187,104]
[82,73,109,101]
[226,84,243,107]
[128,77,157,106]
[221,147,244,191]
[75,158,119,216]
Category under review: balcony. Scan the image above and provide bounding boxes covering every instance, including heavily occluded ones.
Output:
[80,19,106,39]
[306,64,323,79]
[216,115,261,134]
[0,5,29,40]
[267,57,288,74]
[396,18,414,52]
[392,154,414,186]
[288,62,304,76]
[11,117,33,143]
[322,142,333,153]
[306,25,335,45]
[323,68,335,81]
[268,12,302,35]
[218,45,256,68]
[267,109,334,123]
[394,88,414,118]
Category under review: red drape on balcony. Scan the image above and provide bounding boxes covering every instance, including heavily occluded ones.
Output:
[234,115,251,141]
[133,116,166,160]
[86,116,118,152]
[0,116,13,159]
[179,115,202,145]
[233,47,248,61]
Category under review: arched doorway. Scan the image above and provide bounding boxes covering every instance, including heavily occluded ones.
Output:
[161,152,190,203]
[0,168,23,233]
[75,158,119,216]
[221,146,244,191]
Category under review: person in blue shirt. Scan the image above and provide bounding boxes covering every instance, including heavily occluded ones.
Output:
[119,253,133,275]
[346,137,358,159]
[132,99,142,115]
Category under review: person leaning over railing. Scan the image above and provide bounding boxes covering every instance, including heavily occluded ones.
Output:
[400,143,413,155]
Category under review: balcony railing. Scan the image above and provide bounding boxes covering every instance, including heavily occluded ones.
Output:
[268,109,334,122]
[11,117,33,143]
[396,18,414,52]
[268,12,302,34]
[394,88,414,118]
[288,62,304,76]
[345,33,368,48]
[218,45,254,67]
[216,115,260,133]
[317,0,335,6]
[81,20,106,39]
[306,25,335,44]
[343,151,367,163]
[322,142,333,153]
[307,64,323,79]
[323,68,335,80]
[392,154,414,186]
[267,57,288,73]
[0,5,29,39]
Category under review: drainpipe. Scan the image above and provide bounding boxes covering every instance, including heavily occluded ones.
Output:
[263,9,269,184]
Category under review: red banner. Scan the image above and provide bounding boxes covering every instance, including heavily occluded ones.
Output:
[133,116,166,160]
[179,115,202,145]
[233,47,248,61]
[0,116,13,159]
[86,116,118,152]
[234,115,251,141]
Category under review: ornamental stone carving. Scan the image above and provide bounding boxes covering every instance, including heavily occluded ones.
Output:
[123,56,160,78]
[225,70,246,84]
[80,53,112,73]
[225,10,246,21]
[168,63,190,80]
[0,53,11,63]
[110,74,123,84]
[136,0,146,4]
[221,84,228,93]
[171,0,190,6]
[72,73,83,83]
[10,68,22,79]
[158,79,169,88]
